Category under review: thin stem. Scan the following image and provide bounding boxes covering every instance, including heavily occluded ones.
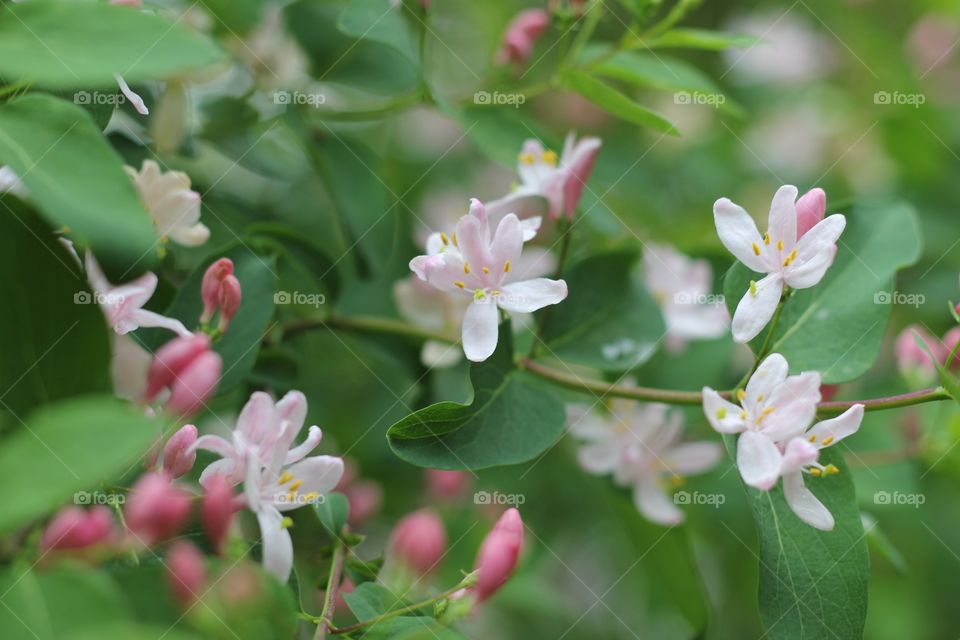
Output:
[330,581,468,635]
[314,542,347,640]
[282,314,456,345]
[817,386,951,416]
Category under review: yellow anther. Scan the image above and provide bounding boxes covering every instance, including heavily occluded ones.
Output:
[758,406,775,421]
[669,475,685,488]
[504,260,511,273]
[739,410,748,420]
[809,467,823,477]
[824,464,840,475]
[776,239,784,251]
[454,281,465,289]
[281,517,294,529]
[491,289,500,296]
[782,249,798,267]
[737,389,746,402]
[821,436,834,446]
[474,289,486,301]
[452,232,458,246]
[440,232,449,245]
[278,471,294,484]
[716,407,727,419]
[464,262,471,274]
[541,150,558,166]
[288,479,303,493]
[482,266,490,274]
[757,394,765,402]
[749,280,758,296]
[752,243,761,256]
[808,434,817,443]
[302,492,320,502]
[764,232,771,245]
[519,152,536,165]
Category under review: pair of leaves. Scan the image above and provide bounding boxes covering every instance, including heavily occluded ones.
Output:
[723,201,923,383]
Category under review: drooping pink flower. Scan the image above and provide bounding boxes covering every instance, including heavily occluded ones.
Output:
[40,506,114,552]
[474,508,524,602]
[143,334,222,417]
[425,469,472,503]
[166,541,207,606]
[203,473,237,554]
[389,509,447,577]
[163,424,198,478]
[124,472,192,545]
[496,9,549,65]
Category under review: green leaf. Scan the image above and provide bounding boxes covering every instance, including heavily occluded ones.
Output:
[342,582,407,620]
[736,446,869,640]
[648,28,760,50]
[540,249,666,371]
[559,70,677,134]
[338,0,418,63]
[441,100,554,167]
[142,245,278,393]
[0,0,222,86]
[363,617,467,640]
[314,492,350,537]
[0,95,159,270]
[289,506,336,616]
[0,395,161,533]
[199,0,265,35]
[0,198,111,416]
[64,625,202,640]
[723,201,923,383]
[388,322,566,470]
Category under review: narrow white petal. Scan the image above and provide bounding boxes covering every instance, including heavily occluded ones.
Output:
[731,274,783,343]
[702,387,747,434]
[662,442,724,475]
[806,404,864,447]
[766,185,799,252]
[256,509,294,581]
[762,372,822,442]
[782,472,834,530]
[577,441,621,475]
[461,300,500,362]
[274,455,345,512]
[497,278,567,313]
[284,426,323,465]
[736,431,782,490]
[633,479,684,526]
[713,198,770,272]
[745,353,790,410]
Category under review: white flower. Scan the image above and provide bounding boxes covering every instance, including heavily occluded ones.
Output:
[642,243,730,351]
[713,185,846,343]
[571,401,723,526]
[702,353,864,530]
[115,75,149,116]
[0,166,28,198]
[409,199,567,362]
[126,160,209,247]
[84,251,191,337]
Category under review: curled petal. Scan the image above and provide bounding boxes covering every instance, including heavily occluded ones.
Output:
[782,471,834,530]
[284,426,323,465]
[805,404,864,448]
[731,273,784,343]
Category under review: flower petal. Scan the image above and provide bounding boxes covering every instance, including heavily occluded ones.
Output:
[736,431,782,490]
[662,442,723,475]
[762,372,822,441]
[456,214,494,272]
[128,309,191,337]
[766,185,799,252]
[256,509,294,581]
[713,197,769,272]
[782,471,834,530]
[577,441,620,475]
[731,273,784,343]
[199,457,240,488]
[237,391,278,451]
[275,455,345,512]
[633,479,684,526]
[745,353,789,411]
[284,426,323,465]
[497,278,567,313]
[461,300,500,362]
[490,213,524,270]
[702,387,747,434]
[785,214,845,289]
[806,404,864,448]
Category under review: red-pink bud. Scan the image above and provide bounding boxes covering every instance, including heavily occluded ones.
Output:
[943,326,960,369]
[425,469,472,503]
[166,541,207,606]
[166,350,222,417]
[40,506,113,552]
[560,136,601,220]
[143,334,212,401]
[496,9,549,65]
[200,258,234,325]
[162,425,198,478]
[820,384,839,403]
[344,480,382,527]
[202,474,236,554]
[217,274,242,333]
[389,509,447,577]
[895,324,942,379]
[125,472,192,545]
[795,187,826,238]
[474,508,523,602]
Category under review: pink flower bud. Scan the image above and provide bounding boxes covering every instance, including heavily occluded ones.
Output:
[389,509,447,577]
[200,258,234,325]
[202,474,236,554]
[143,334,222,417]
[474,508,524,602]
[560,133,602,220]
[162,425,198,478]
[166,541,207,606]
[895,324,943,380]
[125,472,192,545]
[217,274,242,333]
[496,9,549,65]
[795,187,826,238]
[820,384,839,403]
[344,480,382,527]
[40,506,113,552]
[943,326,960,369]
[166,351,222,417]
[425,470,472,503]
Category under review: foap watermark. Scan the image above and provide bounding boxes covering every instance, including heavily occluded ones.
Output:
[674,490,725,508]
[273,492,326,506]
[673,291,725,306]
[74,90,128,107]
[74,291,124,306]
[873,490,925,508]
[674,91,726,108]
[874,290,925,308]
[273,90,326,107]
[873,91,926,108]
[274,291,326,308]
[474,490,526,506]
[473,90,526,108]
[74,490,125,506]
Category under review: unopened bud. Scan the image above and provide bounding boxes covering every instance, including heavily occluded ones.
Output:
[474,508,524,602]
[124,472,192,545]
[217,274,242,333]
[389,509,447,577]
[40,506,113,552]
[162,424,198,478]
[166,541,207,606]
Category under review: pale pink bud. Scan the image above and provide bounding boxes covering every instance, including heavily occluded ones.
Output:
[943,326,960,369]
[344,480,382,527]
[217,274,242,333]
[162,424,198,478]
[202,474,236,554]
[200,258,234,325]
[143,334,212,401]
[425,470,471,503]
[895,324,943,380]
[144,334,222,417]
[389,509,447,577]
[166,541,207,606]
[40,506,113,552]
[496,9,549,65]
[560,134,602,219]
[795,187,826,238]
[125,472,192,545]
[474,508,524,602]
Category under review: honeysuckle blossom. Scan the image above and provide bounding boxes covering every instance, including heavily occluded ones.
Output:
[703,353,822,490]
[126,160,209,247]
[487,133,602,222]
[85,251,191,337]
[192,390,323,489]
[243,417,343,581]
[409,200,568,362]
[642,243,730,351]
[714,185,846,343]
[571,401,723,525]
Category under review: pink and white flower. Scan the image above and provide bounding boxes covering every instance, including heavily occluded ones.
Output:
[571,401,723,525]
[126,160,209,247]
[642,243,730,351]
[487,133,602,222]
[409,200,567,362]
[713,185,846,343]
